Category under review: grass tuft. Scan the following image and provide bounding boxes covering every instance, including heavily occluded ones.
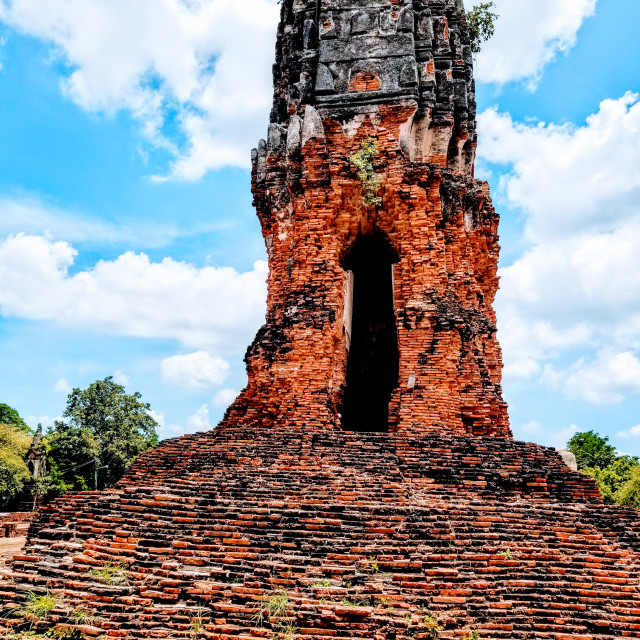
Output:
[89,563,129,587]
[253,590,292,628]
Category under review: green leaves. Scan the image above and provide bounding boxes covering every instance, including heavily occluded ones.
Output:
[567,430,618,470]
[0,422,32,507]
[351,138,383,207]
[0,403,31,434]
[467,3,498,54]
[45,376,158,494]
[568,430,640,506]
[614,467,640,507]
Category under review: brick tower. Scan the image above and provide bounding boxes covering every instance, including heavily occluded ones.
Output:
[3,2,640,639]
[235,0,509,438]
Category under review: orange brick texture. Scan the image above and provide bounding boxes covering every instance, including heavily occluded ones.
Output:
[2,1,640,639]
[0,513,33,539]
[2,430,640,639]
[245,102,509,438]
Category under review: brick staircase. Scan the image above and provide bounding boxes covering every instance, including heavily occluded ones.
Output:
[2,428,640,639]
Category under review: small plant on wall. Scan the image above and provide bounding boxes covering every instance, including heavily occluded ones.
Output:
[467,3,498,54]
[351,138,383,207]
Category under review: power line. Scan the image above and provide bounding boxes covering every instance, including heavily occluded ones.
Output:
[55,458,96,475]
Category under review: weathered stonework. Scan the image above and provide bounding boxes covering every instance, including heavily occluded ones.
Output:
[0,513,33,540]
[243,0,508,437]
[2,1,640,638]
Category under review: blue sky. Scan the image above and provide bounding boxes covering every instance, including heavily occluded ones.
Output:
[1,0,640,452]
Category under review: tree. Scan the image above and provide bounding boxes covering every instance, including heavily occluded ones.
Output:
[46,377,158,493]
[567,430,618,471]
[0,422,32,507]
[467,2,498,54]
[615,467,640,508]
[0,403,31,434]
[582,456,639,505]
[566,430,640,508]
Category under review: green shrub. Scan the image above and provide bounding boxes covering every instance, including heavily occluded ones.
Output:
[466,3,498,54]
[351,138,383,207]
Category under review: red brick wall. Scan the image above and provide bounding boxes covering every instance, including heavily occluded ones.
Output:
[0,512,34,538]
[244,103,510,438]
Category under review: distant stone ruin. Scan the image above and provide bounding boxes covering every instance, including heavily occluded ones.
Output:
[2,1,640,638]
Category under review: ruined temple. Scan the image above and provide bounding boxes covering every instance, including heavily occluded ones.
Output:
[2,1,640,638]
[244,0,508,439]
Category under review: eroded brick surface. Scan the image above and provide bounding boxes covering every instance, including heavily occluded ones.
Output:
[2,1,640,638]
[1,430,640,639]
[0,513,34,539]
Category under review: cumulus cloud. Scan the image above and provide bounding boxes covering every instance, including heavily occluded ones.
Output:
[0,233,267,350]
[0,0,597,180]
[0,0,279,179]
[161,350,229,389]
[113,370,129,386]
[149,405,211,438]
[479,93,640,242]
[53,378,71,394]
[550,424,581,449]
[186,404,211,433]
[463,0,597,85]
[0,196,202,247]
[213,387,239,409]
[516,420,543,435]
[483,93,640,405]
[148,408,183,440]
[617,425,640,439]
[545,352,640,405]
[497,218,640,383]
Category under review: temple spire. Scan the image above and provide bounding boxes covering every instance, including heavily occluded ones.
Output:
[268,0,477,176]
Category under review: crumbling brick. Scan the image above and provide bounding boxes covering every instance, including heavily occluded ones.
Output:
[1,2,639,639]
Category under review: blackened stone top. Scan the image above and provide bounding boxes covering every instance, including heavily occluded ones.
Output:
[270,0,476,133]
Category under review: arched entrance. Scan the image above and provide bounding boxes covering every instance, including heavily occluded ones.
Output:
[341,233,399,432]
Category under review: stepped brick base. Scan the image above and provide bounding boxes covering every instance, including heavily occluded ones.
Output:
[2,426,640,639]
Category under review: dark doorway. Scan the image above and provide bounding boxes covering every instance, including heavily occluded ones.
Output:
[341,233,399,432]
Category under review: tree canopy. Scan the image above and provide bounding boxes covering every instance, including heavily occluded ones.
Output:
[567,430,640,506]
[46,377,159,493]
[567,430,618,470]
[0,403,31,434]
[467,2,498,54]
[0,422,32,508]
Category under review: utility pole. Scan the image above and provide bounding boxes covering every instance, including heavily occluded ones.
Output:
[94,459,108,490]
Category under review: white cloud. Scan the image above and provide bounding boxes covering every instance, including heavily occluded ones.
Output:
[0,196,208,247]
[150,402,216,441]
[550,424,581,450]
[186,404,211,433]
[0,0,279,179]
[148,408,183,440]
[0,233,267,350]
[213,387,239,409]
[53,378,71,394]
[616,425,640,439]
[26,414,61,430]
[113,370,129,386]
[161,350,228,389]
[516,420,542,435]
[463,0,597,85]
[545,352,640,405]
[482,93,640,405]
[0,0,596,181]
[479,93,640,242]
[497,216,640,392]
